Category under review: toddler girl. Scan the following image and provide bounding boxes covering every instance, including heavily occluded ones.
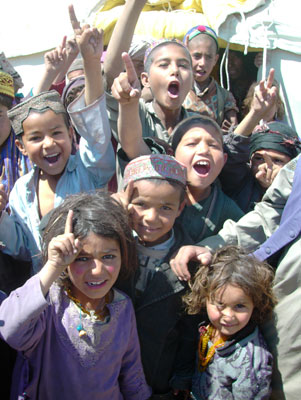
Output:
[183,245,277,400]
[0,191,151,400]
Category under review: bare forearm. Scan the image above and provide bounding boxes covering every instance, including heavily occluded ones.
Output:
[234,109,260,137]
[118,102,150,159]
[104,0,147,89]
[84,58,103,105]
[34,69,59,95]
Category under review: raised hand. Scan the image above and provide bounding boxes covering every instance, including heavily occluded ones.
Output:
[44,38,67,75]
[111,52,141,104]
[68,4,103,61]
[252,68,277,118]
[65,37,79,64]
[111,180,134,216]
[170,245,212,281]
[47,210,81,271]
[254,152,281,189]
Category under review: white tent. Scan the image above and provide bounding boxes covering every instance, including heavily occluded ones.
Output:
[2,0,300,133]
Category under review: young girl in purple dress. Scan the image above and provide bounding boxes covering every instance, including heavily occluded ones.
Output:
[0,191,151,400]
[183,246,277,400]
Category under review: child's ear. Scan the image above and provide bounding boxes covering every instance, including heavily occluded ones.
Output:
[68,125,74,141]
[15,138,28,156]
[177,198,186,217]
[141,72,150,88]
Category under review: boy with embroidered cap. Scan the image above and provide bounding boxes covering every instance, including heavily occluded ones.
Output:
[115,154,199,398]
[183,25,238,129]
[0,22,115,273]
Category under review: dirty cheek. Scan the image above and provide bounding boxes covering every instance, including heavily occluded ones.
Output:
[105,265,117,275]
[70,264,86,276]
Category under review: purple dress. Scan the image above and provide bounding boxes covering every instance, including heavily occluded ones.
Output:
[0,275,151,400]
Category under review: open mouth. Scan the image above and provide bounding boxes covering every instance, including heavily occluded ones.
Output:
[44,153,60,164]
[193,160,210,176]
[168,81,180,98]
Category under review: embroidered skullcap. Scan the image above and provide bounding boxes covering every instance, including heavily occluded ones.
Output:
[0,71,14,99]
[67,58,84,78]
[0,52,24,92]
[250,122,301,159]
[8,90,67,136]
[144,38,191,68]
[171,115,223,152]
[123,154,187,189]
[184,25,219,51]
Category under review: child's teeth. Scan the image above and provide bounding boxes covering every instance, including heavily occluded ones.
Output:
[88,281,104,286]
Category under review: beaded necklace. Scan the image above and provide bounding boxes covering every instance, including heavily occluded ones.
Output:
[65,287,110,337]
[198,324,226,371]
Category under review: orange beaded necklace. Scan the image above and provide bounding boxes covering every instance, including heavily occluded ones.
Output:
[198,324,226,371]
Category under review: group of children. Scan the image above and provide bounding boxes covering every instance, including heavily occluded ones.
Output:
[0,1,299,399]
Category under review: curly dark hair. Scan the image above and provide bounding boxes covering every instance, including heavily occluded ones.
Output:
[183,245,277,325]
[42,191,137,282]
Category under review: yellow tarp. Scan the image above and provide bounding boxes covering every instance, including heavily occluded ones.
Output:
[94,0,263,49]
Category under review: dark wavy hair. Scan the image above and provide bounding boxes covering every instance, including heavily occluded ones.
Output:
[183,245,277,325]
[42,191,137,281]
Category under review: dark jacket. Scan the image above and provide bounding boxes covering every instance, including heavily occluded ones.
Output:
[116,224,200,394]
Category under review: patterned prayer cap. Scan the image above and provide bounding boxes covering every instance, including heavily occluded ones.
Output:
[184,25,219,51]
[123,154,187,189]
[8,90,67,136]
[0,71,14,99]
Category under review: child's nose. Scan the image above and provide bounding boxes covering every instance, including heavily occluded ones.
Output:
[222,307,235,318]
[43,136,55,148]
[196,142,209,154]
[170,62,179,76]
[144,208,158,222]
[91,259,106,275]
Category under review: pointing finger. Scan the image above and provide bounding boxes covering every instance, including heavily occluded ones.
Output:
[64,210,74,234]
[69,4,81,32]
[122,52,138,84]
[266,68,275,89]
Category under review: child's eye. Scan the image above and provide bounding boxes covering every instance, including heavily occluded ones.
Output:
[75,256,89,262]
[161,205,172,211]
[235,303,246,310]
[29,136,41,142]
[53,131,63,136]
[179,63,189,69]
[102,254,116,260]
[185,142,197,147]
[159,63,168,68]
[132,201,144,207]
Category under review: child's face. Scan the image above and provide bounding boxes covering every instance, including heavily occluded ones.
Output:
[0,104,11,146]
[206,284,254,339]
[130,179,185,246]
[68,233,121,309]
[141,44,193,111]
[188,36,219,85]
[15,110,72,178]
[174,125,227,196]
